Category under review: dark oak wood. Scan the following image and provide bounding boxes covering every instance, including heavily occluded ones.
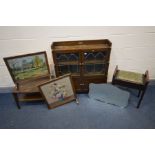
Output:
[52,39,112,93]
[112,66,149,108]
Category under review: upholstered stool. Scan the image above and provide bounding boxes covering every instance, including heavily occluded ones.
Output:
[112,66,149,108]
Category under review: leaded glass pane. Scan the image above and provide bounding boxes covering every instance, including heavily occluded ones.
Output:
[56,53,79,62]
[58,54,68,62]
[59,65,69,74]
[84,64,106,75]
[95,64,106,73]
[68,54,79,61]
[84,52,95,61]
[95,52,106,60]
[85,64,94,73]
[84,51,106,62]
[70,65,79,73]
[59,65,80,75]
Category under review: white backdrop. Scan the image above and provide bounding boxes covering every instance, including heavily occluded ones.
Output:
[0,26,155,87]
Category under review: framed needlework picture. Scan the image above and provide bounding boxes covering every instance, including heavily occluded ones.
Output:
[3,51,50,84]
[39,74,76,109]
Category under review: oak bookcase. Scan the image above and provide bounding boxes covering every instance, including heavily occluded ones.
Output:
[52,39,112,93]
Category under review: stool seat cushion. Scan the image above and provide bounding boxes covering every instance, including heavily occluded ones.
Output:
[116,70,144,84]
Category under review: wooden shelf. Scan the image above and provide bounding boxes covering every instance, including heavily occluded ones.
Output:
[18,93,44,102]
[84,73,106,76]
[57,61,108,65]
[60,73,80,76]
[53,44,110,51]
[12,76,52,108]
[84,60,108,64]
[13,76,52,93]
[52,39,112,52]
[57,61,79,65]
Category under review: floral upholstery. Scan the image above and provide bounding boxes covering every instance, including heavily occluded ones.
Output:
[116,70,144,84]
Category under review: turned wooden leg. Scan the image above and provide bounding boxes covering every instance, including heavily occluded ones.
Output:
[137,90,141,97]
[137,90,146,108]
[12,93,21,109]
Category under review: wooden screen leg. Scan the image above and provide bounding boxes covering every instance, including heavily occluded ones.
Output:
[13,93,21,109]
[75,98,79,105]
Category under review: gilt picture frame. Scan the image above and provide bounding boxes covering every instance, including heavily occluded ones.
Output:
[39,74,76,109]
[3,51,50,84]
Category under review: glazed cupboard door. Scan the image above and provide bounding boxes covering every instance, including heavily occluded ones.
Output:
[79,50,110,92]
[54,52,81,76]
[82,50,110,76]
[53,51,83,92]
